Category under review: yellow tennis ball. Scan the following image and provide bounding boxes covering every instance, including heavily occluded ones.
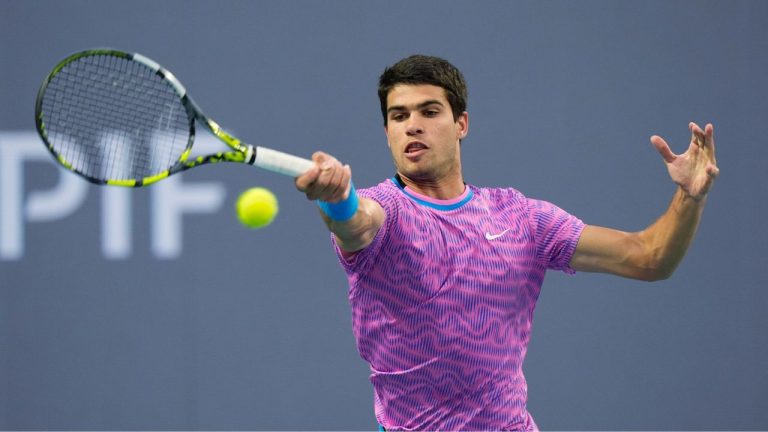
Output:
[236,187,278,229]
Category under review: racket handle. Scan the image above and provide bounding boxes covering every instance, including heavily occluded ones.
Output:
[251,146,315,177]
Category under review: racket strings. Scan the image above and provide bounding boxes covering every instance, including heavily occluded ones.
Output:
[40,53,191,182]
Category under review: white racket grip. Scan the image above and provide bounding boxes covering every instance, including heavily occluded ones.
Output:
[251,146,315,177]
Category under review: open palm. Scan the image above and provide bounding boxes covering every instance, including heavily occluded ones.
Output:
[651,122,719,200]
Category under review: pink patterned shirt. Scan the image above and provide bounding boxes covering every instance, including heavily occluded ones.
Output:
[333,178,585,431]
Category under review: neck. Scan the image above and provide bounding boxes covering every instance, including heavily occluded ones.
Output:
[396,172,466,200]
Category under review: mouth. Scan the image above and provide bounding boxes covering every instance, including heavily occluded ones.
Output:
[404,141,428,155]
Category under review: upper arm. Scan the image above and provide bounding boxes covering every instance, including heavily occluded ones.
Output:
[326,196,386,254]
[570,225,662,281]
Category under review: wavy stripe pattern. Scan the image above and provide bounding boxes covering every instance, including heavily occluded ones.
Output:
[334,180,584,431]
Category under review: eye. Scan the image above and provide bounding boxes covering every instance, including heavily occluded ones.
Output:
[390,112,407,122]
[423,109,440,117]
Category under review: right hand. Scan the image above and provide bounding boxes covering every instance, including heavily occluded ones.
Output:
[295,151,352,203]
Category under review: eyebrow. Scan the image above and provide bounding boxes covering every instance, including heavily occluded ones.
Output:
[386,99,445,114]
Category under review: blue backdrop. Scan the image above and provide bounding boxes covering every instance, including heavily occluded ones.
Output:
[1,0,766,429]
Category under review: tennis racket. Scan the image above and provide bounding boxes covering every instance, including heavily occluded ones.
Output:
[35,48,315,187]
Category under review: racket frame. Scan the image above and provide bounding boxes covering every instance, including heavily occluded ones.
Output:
[35,48,313,187]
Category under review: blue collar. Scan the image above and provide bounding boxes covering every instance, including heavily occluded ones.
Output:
[390,177,474,211]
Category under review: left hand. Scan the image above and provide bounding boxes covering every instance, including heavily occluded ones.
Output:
[651,122,719,200]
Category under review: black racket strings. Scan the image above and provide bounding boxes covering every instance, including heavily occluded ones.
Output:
[40,54,190,181]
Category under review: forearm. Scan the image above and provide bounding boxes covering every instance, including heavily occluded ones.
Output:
[572,122,717,281]
[637,187,706,279]
[320,197,384,253]
[295,151,383,252]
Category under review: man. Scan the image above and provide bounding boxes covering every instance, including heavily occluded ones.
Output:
[295,55,718,431]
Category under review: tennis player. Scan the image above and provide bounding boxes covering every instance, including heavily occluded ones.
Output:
[295,55,718,431]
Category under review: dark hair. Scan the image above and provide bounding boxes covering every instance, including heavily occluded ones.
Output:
[378,55,468,125]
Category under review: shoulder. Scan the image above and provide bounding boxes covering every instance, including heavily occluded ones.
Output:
[470,185,573,218]
[358,178,399,198]
[469,184,525,198]
[358,178,402,216]
[468,184,529,210]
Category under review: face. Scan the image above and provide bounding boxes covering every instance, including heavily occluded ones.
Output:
[384,84,468,182]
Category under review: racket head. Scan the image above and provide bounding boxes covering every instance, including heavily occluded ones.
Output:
[35,49,199,187]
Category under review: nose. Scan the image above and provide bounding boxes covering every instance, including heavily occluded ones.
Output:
[406,117,423,136]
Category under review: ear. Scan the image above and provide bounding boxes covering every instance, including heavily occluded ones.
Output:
[456,111,469,140]
[384,125,391,148]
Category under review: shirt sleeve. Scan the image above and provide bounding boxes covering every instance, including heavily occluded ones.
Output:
[526,198,585,274]
[330,183,399,284]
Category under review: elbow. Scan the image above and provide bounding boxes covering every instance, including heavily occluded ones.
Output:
[639,270,672,282]
[634,239,677,282]
[636,263,675,282]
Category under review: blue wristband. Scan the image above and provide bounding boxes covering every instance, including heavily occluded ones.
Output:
[317,183,359,221]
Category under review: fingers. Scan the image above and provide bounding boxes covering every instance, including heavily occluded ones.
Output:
[650,135,677,163]
[690,122,716,150]
[317,158,344,198]
[704,123,715,152]
[707,163,720,178]
[690,122,717,168]
[689,122,705,148]
[340,164,353,199]
[652,123,719,199]
[294,151,325,193]
[294,151,352,202]
[294,164,320,192]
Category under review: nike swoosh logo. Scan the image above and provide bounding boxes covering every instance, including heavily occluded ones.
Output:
[485,228,511,241]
